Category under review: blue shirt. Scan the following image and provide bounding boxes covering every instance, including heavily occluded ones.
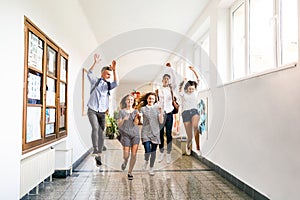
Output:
[87,70,118,112]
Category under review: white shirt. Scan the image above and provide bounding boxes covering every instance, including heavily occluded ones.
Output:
[158,86,173,113]
[179,92,198,111]
[179,79,200,111]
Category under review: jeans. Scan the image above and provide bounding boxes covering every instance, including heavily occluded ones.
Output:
[87,108,106,153]
[143,141,158,168]
[159,112,173,154]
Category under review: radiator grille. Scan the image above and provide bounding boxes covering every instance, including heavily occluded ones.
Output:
[20,148,55,198]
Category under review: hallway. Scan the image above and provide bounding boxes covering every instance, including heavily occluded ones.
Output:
[22,139,252,200]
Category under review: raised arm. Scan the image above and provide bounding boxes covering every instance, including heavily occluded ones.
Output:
[165,62,178,90]
[110,60,118,83]
[179,78,188,93]
[88,54,101,71]
[188,66,200,82]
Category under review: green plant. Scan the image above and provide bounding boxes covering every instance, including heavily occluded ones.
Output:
[105,114,119,139]
[113,111,119,121]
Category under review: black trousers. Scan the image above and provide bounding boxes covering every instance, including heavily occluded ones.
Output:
[159,112,173,154]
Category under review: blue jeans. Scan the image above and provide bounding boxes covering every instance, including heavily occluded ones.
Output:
[143,141,158,168]
[159,112,173,154]
[87,108,106,153]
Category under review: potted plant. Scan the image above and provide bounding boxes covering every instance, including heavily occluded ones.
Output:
[105,114,119,139]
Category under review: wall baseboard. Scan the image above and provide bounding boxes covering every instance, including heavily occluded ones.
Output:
[199,156,269,200]
[174,138,269,200]
[53,148,92,178]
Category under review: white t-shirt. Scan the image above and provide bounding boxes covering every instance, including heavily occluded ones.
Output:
[179,92,198,111]
[158,86,173,113]
[179,79,200,112]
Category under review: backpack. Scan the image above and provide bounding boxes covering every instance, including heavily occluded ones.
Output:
[90,78,111,95]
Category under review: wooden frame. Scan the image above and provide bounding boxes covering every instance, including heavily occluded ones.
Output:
[22,17,68,153]
[82,68,89,116]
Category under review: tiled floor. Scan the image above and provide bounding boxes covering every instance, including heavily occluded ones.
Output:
[22,140,252,200]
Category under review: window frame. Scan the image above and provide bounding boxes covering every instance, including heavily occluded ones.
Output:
[230,0,298,81]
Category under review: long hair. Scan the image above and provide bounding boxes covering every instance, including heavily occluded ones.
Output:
[120,94,136,109]
[136,92,158,109]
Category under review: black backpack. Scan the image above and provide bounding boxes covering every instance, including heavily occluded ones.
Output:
[90,78,111,95]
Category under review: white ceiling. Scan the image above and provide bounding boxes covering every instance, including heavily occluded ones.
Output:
[79,0,209,84]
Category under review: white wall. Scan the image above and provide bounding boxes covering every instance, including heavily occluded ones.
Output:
[184,0,300,199]
[1,0,299,199]
[0,0,97,198]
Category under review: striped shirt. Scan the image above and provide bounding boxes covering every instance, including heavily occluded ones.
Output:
[118,109,139,137]
[140,104,161,144]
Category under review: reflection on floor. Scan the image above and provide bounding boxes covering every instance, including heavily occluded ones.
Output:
[22,139,252,200]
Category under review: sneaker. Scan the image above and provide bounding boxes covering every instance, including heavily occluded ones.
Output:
[158,152,164,162]
[102,146,107,151]
[196,150,202,157]
[99,165,104,172]
[95,156,102,167]
[121,162,127,171]
[128,173,133,180]
[149,167,154,176]
[185,144,191,156]
[166,154,171,164]
[142,161,148,170]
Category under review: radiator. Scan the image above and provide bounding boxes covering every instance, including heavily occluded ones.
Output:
[20,148,55,198]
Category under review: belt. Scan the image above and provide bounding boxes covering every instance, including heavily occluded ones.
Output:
[88,108,106,114]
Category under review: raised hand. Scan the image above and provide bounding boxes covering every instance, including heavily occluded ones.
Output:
[89,54,101,71]
[188,66,195,70]
[110,60,116,71]
[188,66,199,80]
[94,54,101,64]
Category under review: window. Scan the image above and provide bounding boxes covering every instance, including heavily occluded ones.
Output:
[198,33,210,90]
[231,2,246,79]
[231,0,298,80]
[280,0,298,65]
[23,17,68,153]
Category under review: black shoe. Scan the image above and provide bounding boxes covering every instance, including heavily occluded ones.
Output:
[95,156,102,167]
[103,146,107,151]
[121,162,126,171]
[128,173,133,180]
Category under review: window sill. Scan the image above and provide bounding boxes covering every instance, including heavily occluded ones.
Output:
[219,62,297,87]
[21,137,67,160]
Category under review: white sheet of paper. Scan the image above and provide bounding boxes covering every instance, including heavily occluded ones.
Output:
[26,107,42,142]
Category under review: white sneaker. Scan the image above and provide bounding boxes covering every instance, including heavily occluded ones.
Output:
[185,144,191,156]
[142,161,148,170]
[166,154,171,164]
[149,167,155,176]
[158,152,164,162]
[196,150,202,157]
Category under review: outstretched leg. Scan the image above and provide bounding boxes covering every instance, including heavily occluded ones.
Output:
[191,114,200,150]
[128,144,139,174]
